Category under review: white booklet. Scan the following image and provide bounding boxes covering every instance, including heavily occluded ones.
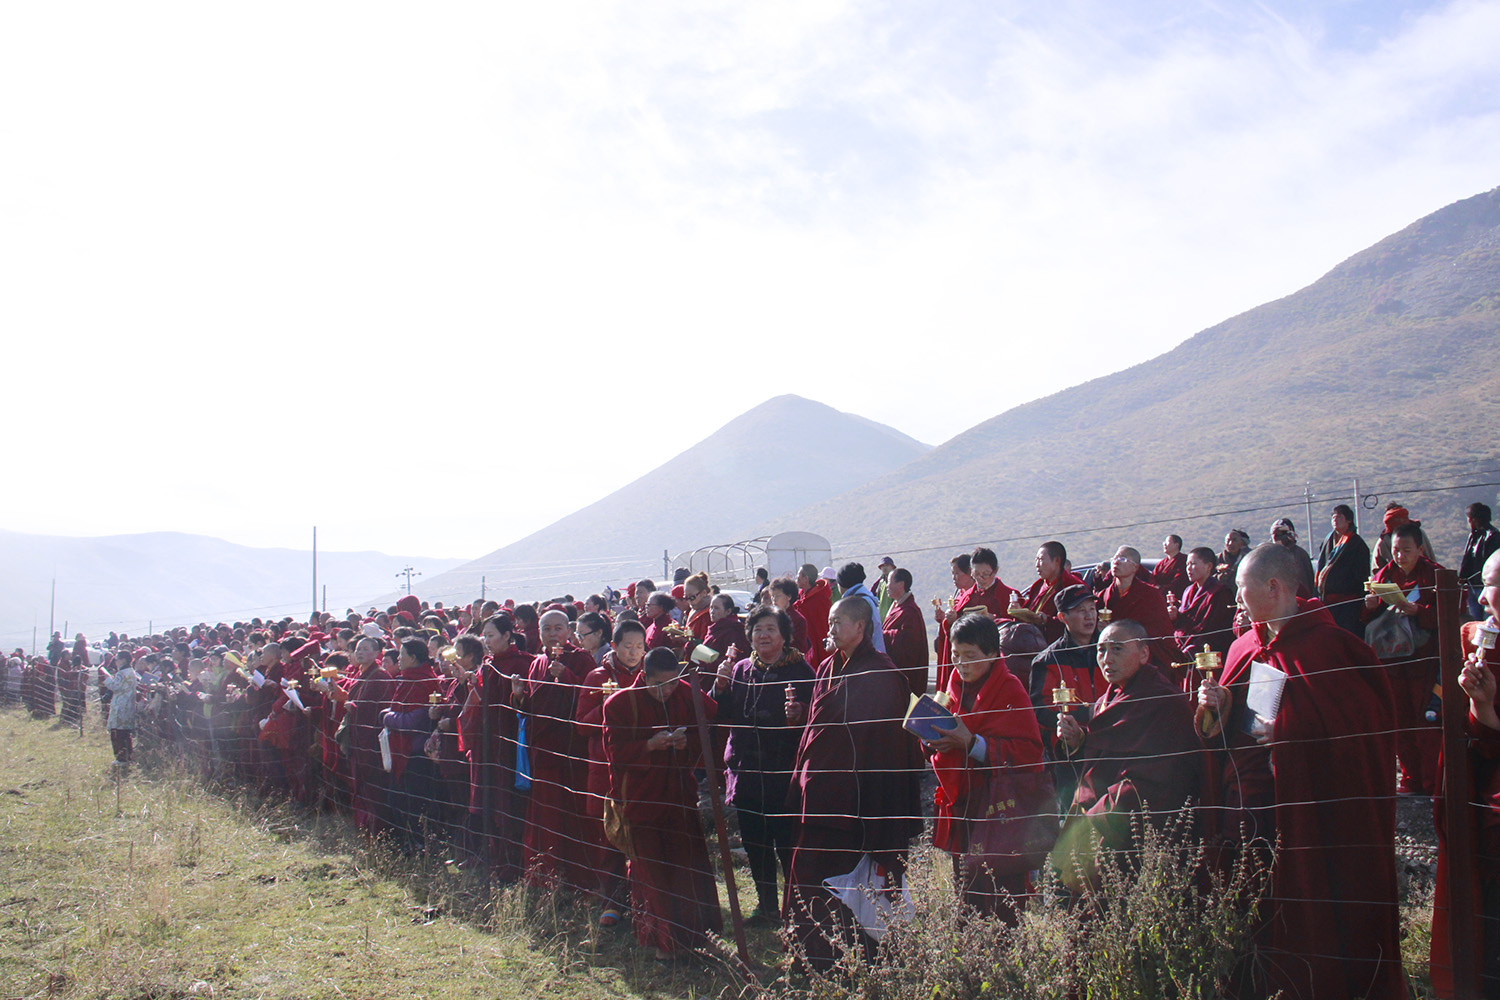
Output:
[1241,660,1288,737]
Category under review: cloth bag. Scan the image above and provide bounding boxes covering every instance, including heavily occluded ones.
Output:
[963,767,1059,876]
[1365,609,1418,660]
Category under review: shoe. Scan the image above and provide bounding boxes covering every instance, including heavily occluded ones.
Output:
[598,909,621,928]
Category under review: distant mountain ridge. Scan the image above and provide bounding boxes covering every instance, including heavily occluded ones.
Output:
[0,530,464,648]
[750,187,1500,599]
[405,395,931,604]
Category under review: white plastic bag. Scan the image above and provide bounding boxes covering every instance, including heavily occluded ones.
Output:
[822,854,914,942]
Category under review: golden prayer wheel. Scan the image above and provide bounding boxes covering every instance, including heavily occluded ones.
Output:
[1097,608,1113,624]
[429,692,443,705]
[439,645,458,663]
[1052,683,1077,709]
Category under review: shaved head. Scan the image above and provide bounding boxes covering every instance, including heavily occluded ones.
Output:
[1484,549,1500,588]
[538,610,569,628]
[1100,618,1148,643]
[1114,546,1141,564]
[1238,542,1303,589]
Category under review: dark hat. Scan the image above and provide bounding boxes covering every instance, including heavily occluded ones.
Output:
[1055,584,1096,614]
[878,556,896,568]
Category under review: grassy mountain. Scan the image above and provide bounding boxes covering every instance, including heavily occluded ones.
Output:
[755,187,1500,599]
[0,530,465,648]
[408,395,930,605]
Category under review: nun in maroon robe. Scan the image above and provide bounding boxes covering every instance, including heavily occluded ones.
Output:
[783,598,924,970]
[344,639,396,833]
[517,632,593,891]
[1361,530,1442,795]
[1099,548,1178,680]
[458,613,532,881]
[793,574,833,664]
[576,623,645,922]
[1169,547,1237,664]
[881,580,931,697]
[603,648,723,957]
[936,551,1014,693]
[1200,545,1404,1000]
[701,594,749,663]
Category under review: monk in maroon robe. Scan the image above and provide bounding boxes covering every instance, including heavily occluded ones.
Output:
[1098,546,1178,681]
[1429,602,1500,999]
[515,610,593,890]
[1198,543,1405,1000]
[1054,619,1200,860]
[459,613,532,881]
[604,647,723,958]
[880,568,930,696]
[1019,541,1084,645]
[783,597,924,970]
[936,547,1014,693]
[343,636,396,833]
[1150,534,1190,600]
[576,621,646,925]
[794,565,833,665]
[643,593,684,653]
[769,577,812,655]
[1362,521,1443,795]
[701,593,750,663]
[1168,546,1237,664]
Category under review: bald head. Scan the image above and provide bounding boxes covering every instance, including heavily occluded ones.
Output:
[1238,542,1303,589]
[1484,549,1500,588]
[829,595,874,654]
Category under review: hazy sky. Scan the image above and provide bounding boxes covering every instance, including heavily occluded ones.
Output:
[5,0,1498,560]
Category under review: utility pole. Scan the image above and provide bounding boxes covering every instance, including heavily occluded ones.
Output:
[322,584,327,613]
[1352,477,1362,534]
[396,566,421,595]
[481,576,486,601]
[663,549,670,582]
[312,526,318,620]
[49,578,55,640]
[1303,482,1314,546]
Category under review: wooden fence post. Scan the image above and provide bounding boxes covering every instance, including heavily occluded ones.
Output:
[1436,567,1480,1000]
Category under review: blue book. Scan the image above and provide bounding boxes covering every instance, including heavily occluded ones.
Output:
[903,693,958,742]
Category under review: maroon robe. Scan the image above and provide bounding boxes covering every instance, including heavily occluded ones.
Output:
[881,592,931,696]
[936,579,1014,693]
[643,612,680,653]
[603,677,723,954]
[1020,571,1084,644]
[1430,623,1500,997]
[1363,555,1442,794]
[518,644,592,890]
[1064,663,1200,841]
[1150,551,1189,600]
[576,651,640,912]
[1171,576,1237,663]
[458,647,533,880]
[787,606,812,656]
[782,640,925,969]
[794,580,833,665]
[1204,600,1404,1000]
[702,613,748,661]
[1099,576,1179,683]
[387,663,442,783]
[345,662,395,831]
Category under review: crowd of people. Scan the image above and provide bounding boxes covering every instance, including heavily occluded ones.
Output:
[4,499,1498,1000]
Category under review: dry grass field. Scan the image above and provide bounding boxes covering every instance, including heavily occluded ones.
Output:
[0,709,767,1000]
[0,705,1444,1000]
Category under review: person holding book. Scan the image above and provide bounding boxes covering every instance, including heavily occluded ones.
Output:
[1362,520,1444,795]
[923,613,1044,921]
[1196,543,1404,1000]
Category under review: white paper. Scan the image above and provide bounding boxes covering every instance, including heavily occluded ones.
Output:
[377,728,393,772]
[1244,660,1288,726]
[284,687,305,712]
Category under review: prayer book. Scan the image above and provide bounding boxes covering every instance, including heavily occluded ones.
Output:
[903,692,958,742]
[1368,581,1420,607]
[1241,660,1288,736]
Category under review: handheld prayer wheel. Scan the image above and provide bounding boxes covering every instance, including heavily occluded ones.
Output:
[1196,650,1224,737]
[601,679,618,696]
[1478,620,1499,651]
[1051,682,1077,711]
[320,665,338,680]
[429,692,443,705]
[1097,608,1113,625]
[439,645,458,663]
